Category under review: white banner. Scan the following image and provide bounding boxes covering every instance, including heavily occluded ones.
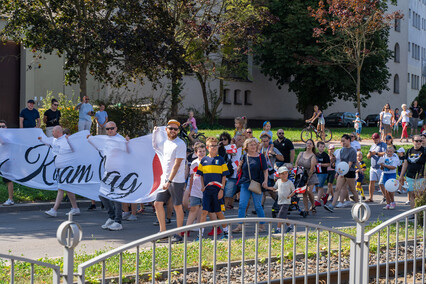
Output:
[0,129,165,203]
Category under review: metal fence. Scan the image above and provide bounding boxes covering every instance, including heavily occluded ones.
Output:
[0,253,60,284]
[1,204,426,283]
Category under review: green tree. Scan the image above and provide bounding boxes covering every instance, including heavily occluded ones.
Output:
[0,0,181,99]
[310,0,402,115]
[255,0,394,117]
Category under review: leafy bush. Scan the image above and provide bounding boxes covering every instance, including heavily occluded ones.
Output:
[39,91,79,133]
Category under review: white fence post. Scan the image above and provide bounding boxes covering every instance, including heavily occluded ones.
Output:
[56,214,83,284]
[350,203,371,284]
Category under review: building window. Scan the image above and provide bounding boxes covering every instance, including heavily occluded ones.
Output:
[244,90,252,105]
[234,90,242,105]
[395,18,401,32]
[223,89,231,105]
[394,43,400,63]
[394,74,399,94]
[408,73,410,83]
[408,42,411,52]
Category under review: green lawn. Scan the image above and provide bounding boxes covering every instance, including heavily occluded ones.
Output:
[199,126,399,142]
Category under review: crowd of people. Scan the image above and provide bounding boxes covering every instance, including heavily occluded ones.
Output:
[1,98,426,240]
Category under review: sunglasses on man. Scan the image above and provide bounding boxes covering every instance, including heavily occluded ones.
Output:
[106,127,116,131]
[167,127,179,131]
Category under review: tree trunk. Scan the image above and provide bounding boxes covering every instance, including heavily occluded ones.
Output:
[170,68,181,118]
[209,79,224,124]
[356,65,361,115]
[79,61,88,100]
[196,72,212,122]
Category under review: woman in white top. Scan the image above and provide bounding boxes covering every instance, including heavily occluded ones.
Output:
[396,104,411,142]
[379,104,394,140]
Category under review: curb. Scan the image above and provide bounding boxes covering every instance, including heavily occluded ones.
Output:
[0,200,102,213]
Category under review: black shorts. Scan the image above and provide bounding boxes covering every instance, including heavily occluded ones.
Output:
[2,177,11,183]
[344,171,356,179]
[155,182,185,206]
[202,187,221,213]
[327,171,335,184]
[277,204,290,219]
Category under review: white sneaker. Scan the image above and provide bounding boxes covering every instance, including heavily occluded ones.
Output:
[101,218,115,229]
[127,214,137,221]
[66,208,81,216]
[336,202,345,208]
[108,222,123,231]
[3,199,14,206]
[45,208,57,217]
[405,200,410,205]
[122,212,131,220]
[343,201,352,207]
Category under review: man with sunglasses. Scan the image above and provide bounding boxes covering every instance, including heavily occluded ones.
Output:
[399,135,426,209]
[153,119,187,242]
[273,129,295,167]
[0,120,15,206]
[76,96,94,132]
[44,99,61,137]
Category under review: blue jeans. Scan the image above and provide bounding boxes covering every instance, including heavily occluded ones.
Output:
[238,183,265,220]
[99,195,122,223]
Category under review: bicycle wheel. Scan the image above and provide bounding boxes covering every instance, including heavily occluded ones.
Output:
[323,128,332,143]
[300,128,312,142]
[195,134,206,144]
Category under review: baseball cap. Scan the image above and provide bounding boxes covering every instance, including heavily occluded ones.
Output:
[27,99,35,104]
[355,112,359,116]
[277,166,289,174]
[397,147,405,153]
[167,119,180,127]
[385,135,393,140]
[372,133,380,139]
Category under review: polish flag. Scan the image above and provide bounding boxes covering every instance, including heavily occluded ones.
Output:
[192,165,198,173]
[316,164,322,174]
[225,144,237,154]
[294,186,307,194]
[206,181,223,189]
[233,160,239,170]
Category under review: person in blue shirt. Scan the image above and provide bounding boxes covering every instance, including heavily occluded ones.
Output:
[19,99,40,128]
[95,103,108,135]
[76,96,94,132]
[197,137,230,239]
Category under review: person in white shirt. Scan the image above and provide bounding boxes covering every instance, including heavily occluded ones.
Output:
[224,134,244,209]
[378,147,400,210]
[152,119,187,243]
[350,133,361,152]
[39,126,80,217]
[396,104,411,142]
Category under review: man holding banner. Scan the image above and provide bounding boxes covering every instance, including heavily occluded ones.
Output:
[0,120,15,206]
[38,126,80,217]
[88,121,128,231]
[153,120,186,243]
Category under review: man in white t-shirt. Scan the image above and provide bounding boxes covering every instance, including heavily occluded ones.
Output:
[153,119,187,242]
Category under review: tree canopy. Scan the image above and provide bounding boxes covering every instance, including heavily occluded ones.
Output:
[255,0,396,116]
[0,0,183,99]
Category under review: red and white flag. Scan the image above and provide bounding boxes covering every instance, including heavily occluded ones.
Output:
[206,181,223,189]
[294,186,306,194]
[225,144,237,154]
[192,165,198,173]
[316,164,322,174]
[233,160,239,170]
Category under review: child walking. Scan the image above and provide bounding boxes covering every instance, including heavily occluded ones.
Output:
[355,151,367,200]
[197,137,230,239]
[378,147,400,209]
[353,113,362,141]
[266,166,296,233]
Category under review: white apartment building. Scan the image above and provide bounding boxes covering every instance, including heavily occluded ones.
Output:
[1,1,425,127]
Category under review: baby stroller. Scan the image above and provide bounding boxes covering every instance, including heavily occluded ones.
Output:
[271,166,305,217]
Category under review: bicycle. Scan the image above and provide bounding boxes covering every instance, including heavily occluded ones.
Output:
[178,125,206,149]
[300,123,332,143]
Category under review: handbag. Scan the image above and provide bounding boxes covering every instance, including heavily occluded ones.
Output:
[247,154,262,194]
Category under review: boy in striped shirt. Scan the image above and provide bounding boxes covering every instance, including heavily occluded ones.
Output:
[197,137,230,239]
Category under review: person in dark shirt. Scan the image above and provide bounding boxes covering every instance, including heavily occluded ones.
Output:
[273,129,295,167]
[399,135,426,208]
[315,141,330,206]
[410,100,423,136]
[43,99,61,137]
[19,99,40,128]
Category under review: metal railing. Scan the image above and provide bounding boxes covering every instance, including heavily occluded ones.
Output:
[363,205,426,284]
[0,253,60,284]
[77,217,356,284]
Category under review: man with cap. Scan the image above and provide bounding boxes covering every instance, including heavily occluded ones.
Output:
[152,119,187,242]
[366,133,387,202]
[19,99,41,128]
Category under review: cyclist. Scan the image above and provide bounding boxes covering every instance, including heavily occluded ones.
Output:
[306,105,325,141]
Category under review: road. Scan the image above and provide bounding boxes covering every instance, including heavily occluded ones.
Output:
[0,191,412,260]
